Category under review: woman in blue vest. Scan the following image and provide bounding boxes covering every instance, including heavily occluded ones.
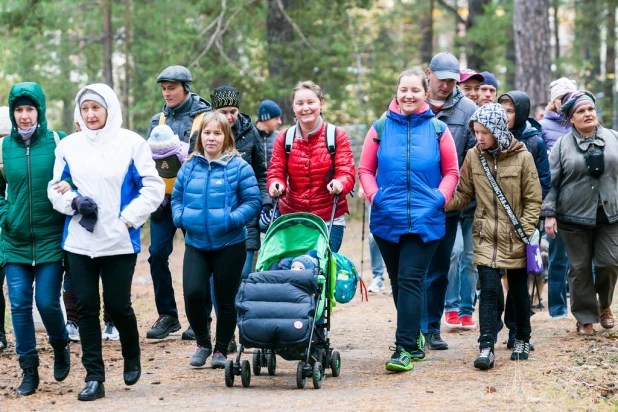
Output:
[359,68,459,372]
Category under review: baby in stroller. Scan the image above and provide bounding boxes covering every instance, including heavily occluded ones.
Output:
[269,250,319,271]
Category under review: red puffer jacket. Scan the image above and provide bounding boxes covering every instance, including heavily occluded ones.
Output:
[267,122,356,221]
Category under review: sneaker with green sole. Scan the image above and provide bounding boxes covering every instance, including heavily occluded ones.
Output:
[409,333,426,361]
[385,345,413,372]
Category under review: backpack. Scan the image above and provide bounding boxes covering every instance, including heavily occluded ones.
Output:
[331,252,367,304]
[372,116,443,144]
[158,111,205,144]
[284,123,337,181]
[0,131,60,180]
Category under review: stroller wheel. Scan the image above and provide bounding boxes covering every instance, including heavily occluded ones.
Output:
[225,360,234,387]
[252,350,262,376]
[241,360,251,388]
[296,361,306,389]
[312,361,323,389]
[330,351,341,377]
[267,351,277,376]
[317,349,326,366]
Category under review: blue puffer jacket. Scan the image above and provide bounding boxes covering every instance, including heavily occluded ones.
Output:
[171,153,261,251]
[370,108,447,243]
[511,118,551,200]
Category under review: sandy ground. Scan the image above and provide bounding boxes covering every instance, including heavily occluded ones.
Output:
[1,219,617,411]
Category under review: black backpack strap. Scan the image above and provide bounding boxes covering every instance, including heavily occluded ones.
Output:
[477,152,530,245]
[325,123,337,181]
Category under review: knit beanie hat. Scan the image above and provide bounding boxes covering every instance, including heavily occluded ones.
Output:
[291,254,318,271]
[148,125,179,147]
[211,86,240,110]
[0,106,11,136]
[479,71,498,90]
[13,96,37,109]
[79,90,108,110]
[549,77,577,104]
[560,90,596,120]
[257,100,282,122]
[469,103,512,151]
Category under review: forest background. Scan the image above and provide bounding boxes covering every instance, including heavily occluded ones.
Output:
[1,0,616,141]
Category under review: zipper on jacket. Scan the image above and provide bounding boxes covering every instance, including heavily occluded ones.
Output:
[406,118,411,232]
[509,226,514,252]
[204,163,212,247]
[491,155,499,268]
[26,147,36,266]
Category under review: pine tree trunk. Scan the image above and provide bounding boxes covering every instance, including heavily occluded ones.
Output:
[552,0,561,76]
[419,0,434,65]
[123,0,131,128]
[103,0,114,88]
[513,0,552,112]
[266,0,294,125]
[605,0,617,129]
[466,0,491,71]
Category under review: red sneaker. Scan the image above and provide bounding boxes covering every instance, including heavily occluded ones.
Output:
[444,311,460,328]
[460,315,477,329]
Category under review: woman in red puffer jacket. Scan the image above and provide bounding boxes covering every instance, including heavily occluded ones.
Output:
[267,81,355,252]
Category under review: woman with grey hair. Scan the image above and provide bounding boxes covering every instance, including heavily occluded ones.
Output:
[543,91,618,336]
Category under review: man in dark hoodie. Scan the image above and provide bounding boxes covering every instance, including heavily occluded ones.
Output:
[146,65,212,340]
[498,90,551,348]
[422,52,478,350]
[195,85,269,351]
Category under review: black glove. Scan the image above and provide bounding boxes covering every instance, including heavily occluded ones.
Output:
[151,205,164,221]
[71,196,98,233]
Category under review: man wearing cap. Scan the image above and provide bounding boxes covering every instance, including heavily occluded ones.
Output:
[145,65,212,341]
[422,52,478,350]
[199,86,270,352]
[478,71,499,106]
[458,69,485,104]
[255,100,283,168]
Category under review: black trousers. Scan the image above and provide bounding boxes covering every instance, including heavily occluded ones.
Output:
[478,266,531,348]
[374,234,440,351]
[183,242,245,355]
[67,252,139,382]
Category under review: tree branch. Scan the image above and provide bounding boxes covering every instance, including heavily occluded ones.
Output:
[435,0,466,25]
[275,0,313,49]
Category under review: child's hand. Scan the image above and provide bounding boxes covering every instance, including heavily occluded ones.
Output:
[53,181,72,194]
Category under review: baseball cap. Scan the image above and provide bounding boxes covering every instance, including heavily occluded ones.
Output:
[459,69,485,84]
[429,52,461,81]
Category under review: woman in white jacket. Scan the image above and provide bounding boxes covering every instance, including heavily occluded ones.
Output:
[48,84,164,401]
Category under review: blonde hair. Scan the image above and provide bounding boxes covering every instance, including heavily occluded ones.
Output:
[292,81,324,102]
[190,111,239,159]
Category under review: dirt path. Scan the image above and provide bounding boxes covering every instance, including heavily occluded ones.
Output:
[1,220,617,411]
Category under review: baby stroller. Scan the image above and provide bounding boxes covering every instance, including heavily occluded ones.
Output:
[224,196,341,389]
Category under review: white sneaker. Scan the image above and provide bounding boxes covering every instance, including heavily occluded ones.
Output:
[66,320,80,342]
[551,314,568,320]
[387,286,393,296]
[102,322,120,341]
[367,278,384,293]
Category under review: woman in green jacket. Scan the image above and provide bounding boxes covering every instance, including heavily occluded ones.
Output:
[1,82,70,396]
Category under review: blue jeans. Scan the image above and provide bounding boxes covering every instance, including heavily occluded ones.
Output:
[547,232,569,317]
[148,203,179,318]
[367,206,384,280]
[422,214,460,334]
[444,217,478,317]
[329,225,345,253]
[5,262,68,358]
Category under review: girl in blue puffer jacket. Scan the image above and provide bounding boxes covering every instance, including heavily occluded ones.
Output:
[171,111,261,369]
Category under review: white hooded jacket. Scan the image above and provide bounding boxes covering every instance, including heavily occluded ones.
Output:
[48,83,164,257]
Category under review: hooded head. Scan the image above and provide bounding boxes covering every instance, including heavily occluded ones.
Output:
[148,124,180,150]
[74,83,122,140]
[498,91,530,130]
[291,253,318,271]
[469,103,512,151]
[8,82,47,138]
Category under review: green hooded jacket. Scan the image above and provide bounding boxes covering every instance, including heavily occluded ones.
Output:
[0,82,67,265]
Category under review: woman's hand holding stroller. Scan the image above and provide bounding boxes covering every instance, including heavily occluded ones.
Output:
[269,182,285,198]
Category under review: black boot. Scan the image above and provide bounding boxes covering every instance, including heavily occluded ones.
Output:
[51,341,71,382]
[123,356,141,386]
[77,381,105,401]
[16,356,39,396]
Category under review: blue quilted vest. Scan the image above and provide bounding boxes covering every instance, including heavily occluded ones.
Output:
[370,109,447,243]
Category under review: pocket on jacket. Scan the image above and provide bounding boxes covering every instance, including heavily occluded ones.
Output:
[372,188,384,208]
